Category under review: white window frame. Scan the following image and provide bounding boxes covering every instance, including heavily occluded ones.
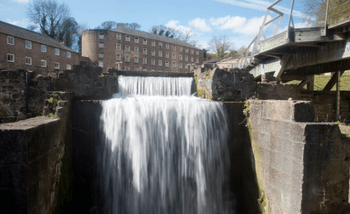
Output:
[151,59,155,65]
[179,55,183,60]
[67,51,71,58]
[134,57,139,63]
[159,42,162,48]
[172,53,176,59]
[185,64,189,69]
[151,50,155,56]
[173,62,176,67]
[99,53,104,58]
[135,37,139,43]
[25,57,32,65]
[165,44,169,49]
[41,45,46,53]
[166,52,169,58]
[116,54,121,60]
[143,48,147,55]
[158,51,162,57]
[143,39,147,45]
[134,68,139,71]
[7,53,14,62]
[180,47,183,52]
[185,56,188,61]
[158,60,162,66]
[165,61,169,67]
[116,43,121,50]
[125,67,130,71]
[185,48,188,53]
[196,50,199,55]
[116,33,121,40]
[7,36,14,45]
[152,41,155,46]
[179,63,182,68]
[135,47,139,53]
[173,45,176,50]
[99,43,104,48]
[125,55,130,62]
[99,34,104,39]
[99,61,104,67]
[143,58,147,64]
[55,48,60,56]
[55,62,60,69]
[126,35,130,42]
[151,69,155,71]
[67,64,72,70]
[191,49,194,54]
[125,45,130,52]
[25,41,32,49]
[196,58,199,63]
[191,57,194,62]
[41,59,47,67]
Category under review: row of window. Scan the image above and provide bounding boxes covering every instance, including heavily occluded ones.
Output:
[6,53,72,69]
[7,36,72,58]
[98,60,190,70]
[114,54,199,63]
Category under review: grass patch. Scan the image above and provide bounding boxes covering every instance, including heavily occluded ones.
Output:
[285,74,350,91]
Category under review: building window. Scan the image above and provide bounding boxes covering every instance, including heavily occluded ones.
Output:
[196,50,199,55]
[41,45,46,52]
[7,53,14,62]
[41,59,47,67]
[165,44,169,49]
[134,57,139,63]
[158,70,162,72]
[7,36,14,45]
[179,55,183,60]
[173,62,176,67]
[126,35,130,41]
[152,41,155,46]
[67,64,72,70]
[125,55,130,62]
[55,49,60,55]
[116,54,121,60]
[116,43,121,50]
[158,60,162,66]
[196,58,199,63]
[99,43,104,48]
[179,63,182,68]
[185,48,188,53]
[151,50,155,56]
[25,41,32,49]
[143,48,147,55]
[134,68,139,71]
[172,53,176,59]
[165,61,169,67]
[135,47,139,53]
[67,52,71,58]
[125,45,130,52]
[135,37,139,43]
[99,53,104,58]
[180,47,183,52]
[191,57,194,62]
[99,61,104,67]
[159,42,162,48]
[125,67,130,71]
[99,34,104,39]
[143,58,147,64]
[185,64,189,69]
[151,59,155,65]
[185,56,188,61]
[166,52,169,58]
[143,39,147,45]
[25,57,32,65]
[158,51,162,57]
[151,69,155,71]
[191,49,194,54]
[116,33,121,40]
[142,69,147,71]
[55,62,60,69]
[173,45,176,50]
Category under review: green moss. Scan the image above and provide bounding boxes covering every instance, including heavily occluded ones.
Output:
[246,117,271,214]
[49,113,57,119]
[206,70,211,79]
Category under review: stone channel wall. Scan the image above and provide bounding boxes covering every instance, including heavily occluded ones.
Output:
[0,92,73,214]
[247,100,350,213]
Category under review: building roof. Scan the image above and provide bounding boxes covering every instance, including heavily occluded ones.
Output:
[0,21,77,53]
[111,27,200,50]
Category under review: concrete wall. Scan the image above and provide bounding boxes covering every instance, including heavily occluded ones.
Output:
[247,100,350,213]
[0,93,72,214]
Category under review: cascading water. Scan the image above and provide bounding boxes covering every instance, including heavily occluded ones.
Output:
[99,75,231,214]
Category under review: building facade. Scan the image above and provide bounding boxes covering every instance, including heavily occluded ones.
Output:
[82,27,203,73]
[0,21,80,73]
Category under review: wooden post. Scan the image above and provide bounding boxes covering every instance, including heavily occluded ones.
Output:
[307,75,314,91]
[336,71,340,121]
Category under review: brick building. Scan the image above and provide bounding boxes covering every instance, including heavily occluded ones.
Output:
[0,21,80,72]
[82,27,203,73]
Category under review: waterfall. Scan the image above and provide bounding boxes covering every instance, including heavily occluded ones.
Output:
[99,76,230,214]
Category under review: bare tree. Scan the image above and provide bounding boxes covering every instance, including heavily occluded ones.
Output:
[96,21,141,30]
[27,0,70,38]
[150,25,194,43]
[207,34,235,58]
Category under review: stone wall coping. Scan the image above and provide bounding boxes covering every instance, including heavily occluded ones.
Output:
[0,117,59,131]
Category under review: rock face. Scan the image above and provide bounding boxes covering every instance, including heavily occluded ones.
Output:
[194,65,256,101]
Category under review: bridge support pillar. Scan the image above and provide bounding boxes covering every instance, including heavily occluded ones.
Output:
[307,75,314,91]
[336,71,340,121]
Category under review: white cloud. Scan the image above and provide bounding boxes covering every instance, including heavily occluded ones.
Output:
[189,18,212,32]
[6,18,32,28]
[210,15,246,30]
[12,0,31,3]
[214,0,305,18]
[165,20,193,37]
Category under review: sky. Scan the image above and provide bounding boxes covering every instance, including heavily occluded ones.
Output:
[0,0,311,51]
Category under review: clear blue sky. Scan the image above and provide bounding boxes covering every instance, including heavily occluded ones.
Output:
[0,0,310,51]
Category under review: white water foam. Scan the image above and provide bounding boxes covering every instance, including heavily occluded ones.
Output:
[99,76,230,214]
